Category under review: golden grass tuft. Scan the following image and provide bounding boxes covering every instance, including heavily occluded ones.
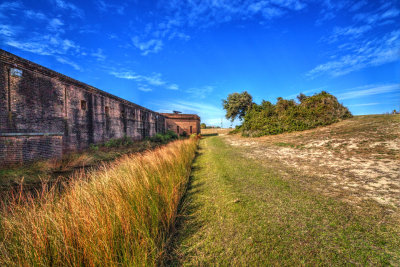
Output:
[0,137,198,266]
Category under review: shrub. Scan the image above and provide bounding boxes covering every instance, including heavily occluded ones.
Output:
[104,136,134,148]
[150,130,179,144]
[241,91,352,137]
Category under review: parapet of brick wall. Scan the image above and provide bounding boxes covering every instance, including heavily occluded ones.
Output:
[0,49,167,165]
[0,134,63,165]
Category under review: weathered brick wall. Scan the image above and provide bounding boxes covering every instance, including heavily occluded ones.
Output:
[0,135,62,165]
[161,113,200,135]
[0,49,166,165]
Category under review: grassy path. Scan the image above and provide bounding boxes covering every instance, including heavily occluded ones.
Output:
[167,136,400,265]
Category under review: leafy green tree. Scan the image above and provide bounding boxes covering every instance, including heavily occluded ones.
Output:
[200,123,206,129]
[222,91,253,122]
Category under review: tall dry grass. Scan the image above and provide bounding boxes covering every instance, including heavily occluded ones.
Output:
[0,137,198,266]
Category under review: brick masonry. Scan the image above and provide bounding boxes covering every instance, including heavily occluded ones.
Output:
[0,49,169,165]
[161,113,200,135]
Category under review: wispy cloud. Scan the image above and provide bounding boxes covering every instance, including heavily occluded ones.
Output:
[56,56,81,70]
[168,84,179,90]
[132,37,163,56]
[91,48,106,61]
[308,30,400,77]
[186,86,214,99]
[336,84,400,100]
[330,25,372,40]
[349,0,367,12]
[109,70,179,91]
[354,7,400,24]
[53,0,84,18]
[4,35,81,56]
[0,24,19,37]
[155,100,232,126]
[131,0,308,55]
[138,86,152,92]
[0,0,86,65]
[95,0,125,15]
[156,100,222,116]
[24,10,46,20]
[347,102,380,107]
[47,18,64,32]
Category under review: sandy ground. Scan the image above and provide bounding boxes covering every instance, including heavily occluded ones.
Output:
[223,116,400,209]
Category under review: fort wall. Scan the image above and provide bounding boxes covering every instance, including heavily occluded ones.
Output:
[0,49,166,165]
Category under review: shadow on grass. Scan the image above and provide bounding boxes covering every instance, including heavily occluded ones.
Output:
[163,151,206,266]
[201,133,219,137]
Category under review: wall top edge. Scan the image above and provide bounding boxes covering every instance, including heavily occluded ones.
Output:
[0,49,164,118]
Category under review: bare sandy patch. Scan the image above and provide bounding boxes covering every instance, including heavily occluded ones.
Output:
[223,116,400,208]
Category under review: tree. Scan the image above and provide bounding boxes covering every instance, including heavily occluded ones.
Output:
[296,93,308,103]
[200,123,206,129]
[222,91,253,122]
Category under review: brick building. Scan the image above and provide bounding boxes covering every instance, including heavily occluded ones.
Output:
[161,112,200,135]
[0,49,167,165]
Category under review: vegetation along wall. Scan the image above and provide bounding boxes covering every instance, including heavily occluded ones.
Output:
[0,49,166,165]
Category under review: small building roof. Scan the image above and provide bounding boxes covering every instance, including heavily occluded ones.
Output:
[161,113,200,120]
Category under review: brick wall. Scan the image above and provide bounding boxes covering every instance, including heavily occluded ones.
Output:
[161,113,200,135]
[0,49,166,165]
[0,135,62,165]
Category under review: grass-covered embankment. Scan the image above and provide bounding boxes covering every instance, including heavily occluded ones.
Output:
[0,131,179,191]
[0,137,198,266]
[168,136,400,265]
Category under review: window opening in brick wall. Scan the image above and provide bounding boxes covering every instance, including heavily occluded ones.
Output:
[177,126,179,133]
[105,106,109,116]
[10,68,22,77]
[81,100,87,110]
[190,126,193,134]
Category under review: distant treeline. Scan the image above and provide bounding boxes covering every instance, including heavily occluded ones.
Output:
[223,91,352,137]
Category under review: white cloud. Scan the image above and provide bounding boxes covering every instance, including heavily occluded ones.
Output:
[349,0,367,12]
[186,86,214,99]
[132,0,308,55]
[56,56,81,70]
[336,84,400,100]
[4,35,81,56]
[91,48,106,61]
[353,7,400,24]
[47,18,64,32]
[138,86,153,92]
[155,100,234,127]
[347,102,380,107]
[168,84,179,90]
[157,100,222,116]
[0,24,19,37]
[53,0,84,18]
[24,10,46,20]
[109,70,179,91]
[95,0,125,15]
[308,30,400,77]
[331,25,372,40]
[132,37,163,56]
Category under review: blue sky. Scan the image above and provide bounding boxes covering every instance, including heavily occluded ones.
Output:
[0,0,399,126]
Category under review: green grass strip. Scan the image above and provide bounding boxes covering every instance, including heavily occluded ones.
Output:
[169,136,400,266]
